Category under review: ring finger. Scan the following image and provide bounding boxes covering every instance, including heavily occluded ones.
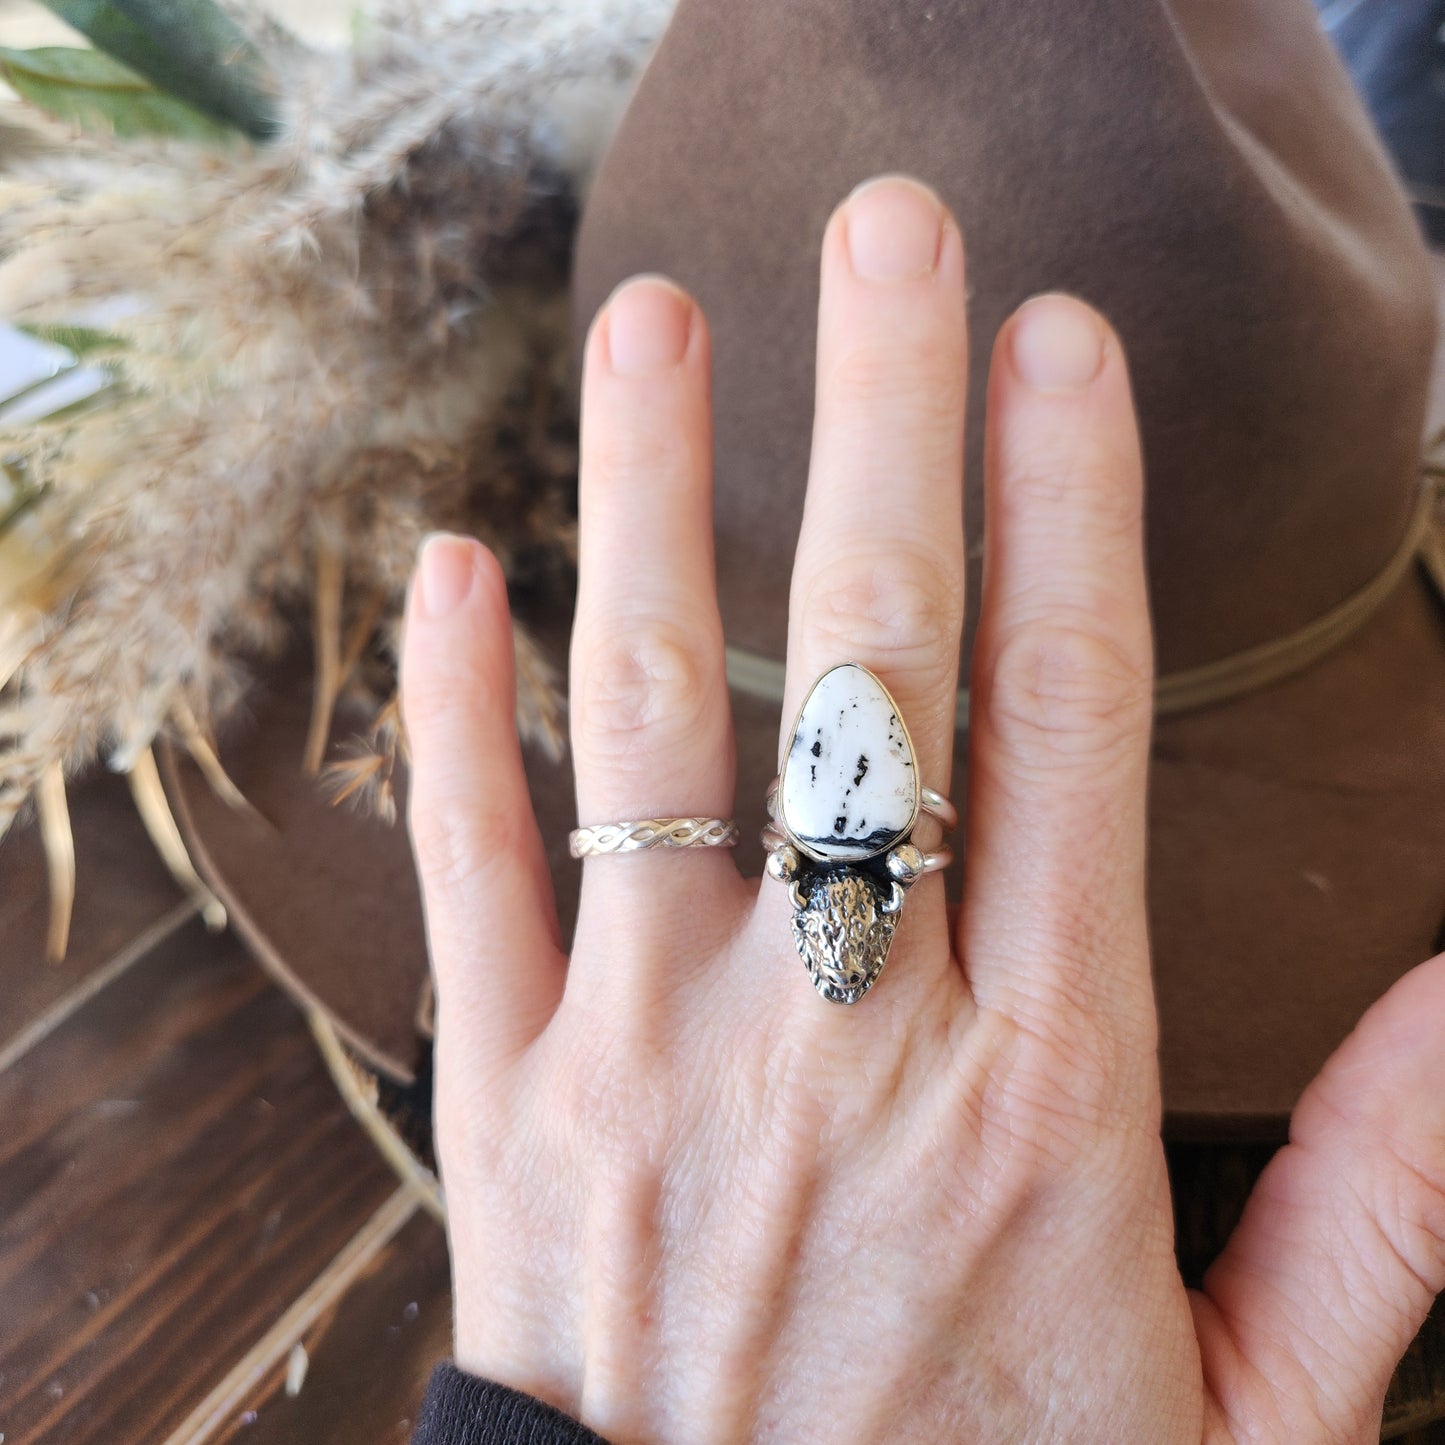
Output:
[762,174,969,1009]
[568,275,746,991]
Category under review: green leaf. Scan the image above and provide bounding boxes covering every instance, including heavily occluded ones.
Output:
[36,0,278,139]
[0,46,241,142]
[15,323,129,360]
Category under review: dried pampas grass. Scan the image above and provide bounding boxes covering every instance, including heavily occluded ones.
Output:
[0,0,675,873]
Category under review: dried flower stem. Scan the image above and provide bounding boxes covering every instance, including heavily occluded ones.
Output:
[340,585,389,684]
[304,534,345,777]
[127,747,227,930]
[306,1009,444,1220]
[36,761,74,962]
[169,694,267,823]
[0,0,667,851]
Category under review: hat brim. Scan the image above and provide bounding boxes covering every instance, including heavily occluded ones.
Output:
[162,558,1445,1138]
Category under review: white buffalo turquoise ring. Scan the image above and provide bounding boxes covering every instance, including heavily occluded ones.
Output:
[762,661,957,1004]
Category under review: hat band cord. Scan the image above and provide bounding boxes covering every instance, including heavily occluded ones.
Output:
[724,466,1445,727]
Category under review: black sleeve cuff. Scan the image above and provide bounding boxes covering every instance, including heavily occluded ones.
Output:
[413,1362,613,1445]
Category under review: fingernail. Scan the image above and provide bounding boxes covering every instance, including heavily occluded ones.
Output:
[1010,294,1105,393]
[416,533,477,620]
[844,175,945,281]
[605,275,693,375]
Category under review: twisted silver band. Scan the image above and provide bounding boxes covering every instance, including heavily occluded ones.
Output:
[569,816,740,858]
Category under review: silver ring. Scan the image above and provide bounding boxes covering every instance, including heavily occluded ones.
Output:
[569,816,740,858]
[764,661,956,1005]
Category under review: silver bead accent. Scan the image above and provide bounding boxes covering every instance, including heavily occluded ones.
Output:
[766,844,801,882]
[886,842,926,883]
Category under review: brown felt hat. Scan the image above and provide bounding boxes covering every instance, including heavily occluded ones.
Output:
[164,0,1445,1141]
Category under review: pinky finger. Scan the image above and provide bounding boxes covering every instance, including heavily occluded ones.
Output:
[401,534,566,1069]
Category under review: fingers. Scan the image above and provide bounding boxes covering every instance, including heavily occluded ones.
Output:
[568,276,745,976]
[1192,950,1445,1442]
[402,536,566,1067]
[765,175,968,1009]
[784,175,967,794]
[958,296,1156,1066]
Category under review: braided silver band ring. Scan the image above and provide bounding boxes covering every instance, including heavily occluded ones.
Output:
[568,816,740,858]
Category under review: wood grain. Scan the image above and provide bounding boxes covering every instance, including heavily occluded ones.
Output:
[213,1212,452,1443]
[0,918,397,1444]
[0,771,185,1053]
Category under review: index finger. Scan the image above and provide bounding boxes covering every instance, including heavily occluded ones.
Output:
[957,294,1157,1084]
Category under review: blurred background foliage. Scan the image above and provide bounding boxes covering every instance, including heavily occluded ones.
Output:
[0,0,279,140]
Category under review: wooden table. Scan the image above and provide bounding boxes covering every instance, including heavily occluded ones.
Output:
[0,774,450,1442]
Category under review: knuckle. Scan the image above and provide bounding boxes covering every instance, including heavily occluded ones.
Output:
[549,1019,677,1169]
[981,1011,1136,1172]
[1002,436,1140,540]
[589,417,693,493]
[802,551,963,668]
[827,334,962,426]
[983,618,1151,769]
[402,641,489,748]
[408,790,498,904]
[1370,1131,1445,1297]
[573,620,719,770]
[1412,1176,1445,1290]
[1026,1016,1129,1129]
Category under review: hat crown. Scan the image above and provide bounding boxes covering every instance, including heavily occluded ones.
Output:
[570,0,1438,675]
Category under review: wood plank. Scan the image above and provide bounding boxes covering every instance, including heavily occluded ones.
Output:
[0,771,186,1054]
[0,918,398,1444]
[213,1211,452,1444]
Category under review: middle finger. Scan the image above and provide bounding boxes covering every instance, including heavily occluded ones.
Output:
[764,175,968,1003]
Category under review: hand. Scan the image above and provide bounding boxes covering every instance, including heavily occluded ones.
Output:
[400,174,1445,1443]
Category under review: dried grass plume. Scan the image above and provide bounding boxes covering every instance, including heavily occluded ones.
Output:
[0,0,675,850]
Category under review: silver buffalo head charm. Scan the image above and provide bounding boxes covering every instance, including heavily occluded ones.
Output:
[789,869,900,1005]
